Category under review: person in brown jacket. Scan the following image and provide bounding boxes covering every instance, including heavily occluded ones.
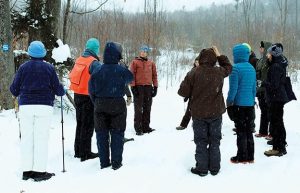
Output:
[176,57,199,130]
[130,45,158,136]
[178,46,232,177]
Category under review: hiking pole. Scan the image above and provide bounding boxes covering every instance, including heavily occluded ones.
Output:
[61,96,66,172]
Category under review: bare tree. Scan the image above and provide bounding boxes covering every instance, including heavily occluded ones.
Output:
[62,0,109,44]
[276,0,289,42]
[242,0,252,42]
[0,0,14,109]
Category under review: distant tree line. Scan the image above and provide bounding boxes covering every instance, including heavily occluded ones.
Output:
[0,0,299,109]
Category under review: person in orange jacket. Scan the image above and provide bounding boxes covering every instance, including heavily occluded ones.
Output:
[130,45,158,136]
[69,38,101,161]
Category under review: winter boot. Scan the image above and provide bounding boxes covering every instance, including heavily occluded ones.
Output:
[190,167,208,177]
[176,125,186,130]
[81,152,98,162]
[112,162,123,170]
[264,148,287,157]
[136,131,144,136]
[254,133,268,138]
[32,171,55,182]
[230,156,248,164]
[265,135,273,140]
[22,171,33,180]
[143,128,155,134]
[210,170,219,176]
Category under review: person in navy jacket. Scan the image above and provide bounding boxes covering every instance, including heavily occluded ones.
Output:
[89,41,133,170]
[10,41,65,181]
[227,43,256,164]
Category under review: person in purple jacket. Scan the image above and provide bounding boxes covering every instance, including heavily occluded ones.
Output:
[10,41,65,182]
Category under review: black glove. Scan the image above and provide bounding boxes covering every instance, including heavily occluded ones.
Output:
[152,86,157,97]
[184,97,189,102]
[131,86,138,97]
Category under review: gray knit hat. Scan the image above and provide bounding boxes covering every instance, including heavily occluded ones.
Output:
[267,43,283,57]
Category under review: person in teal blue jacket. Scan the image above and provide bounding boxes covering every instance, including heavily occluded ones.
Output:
[227,43,256,163]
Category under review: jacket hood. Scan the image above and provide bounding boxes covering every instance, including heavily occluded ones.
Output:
[271,55,289,68]
[262,41,272,56]
[233,44,250,63]
[103,42,122,64]
[198,48,217,67]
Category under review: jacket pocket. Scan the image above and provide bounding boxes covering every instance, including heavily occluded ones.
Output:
[69,64,86,85]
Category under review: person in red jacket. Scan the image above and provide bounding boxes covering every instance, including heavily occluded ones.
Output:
[130,45,158,136]
[69,38,101,161]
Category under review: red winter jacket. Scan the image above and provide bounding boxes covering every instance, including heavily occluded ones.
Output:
[130,57,158,87]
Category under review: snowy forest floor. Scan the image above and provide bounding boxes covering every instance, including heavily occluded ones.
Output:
[1,75,300,193]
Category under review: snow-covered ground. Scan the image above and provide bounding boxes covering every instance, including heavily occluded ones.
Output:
[1,65,300,193]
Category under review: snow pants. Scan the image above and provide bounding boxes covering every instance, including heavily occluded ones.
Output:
[270,102,286,151]
[94,98,127,168]
[133,85,153,133]
[193,116,222,173]
[234,106,255,161]
[74,93,94,157]
[258,95,272,136]
[19,105,53,172]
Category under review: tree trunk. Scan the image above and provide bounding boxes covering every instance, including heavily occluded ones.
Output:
[28,0,43,43]
[0,0,14,109]
[63,0,71,43]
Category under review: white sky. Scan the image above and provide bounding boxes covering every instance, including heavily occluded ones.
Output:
[103,0,235,12]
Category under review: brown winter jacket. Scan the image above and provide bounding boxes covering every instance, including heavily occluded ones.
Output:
[178,48,232,119]
[130,57,158,87]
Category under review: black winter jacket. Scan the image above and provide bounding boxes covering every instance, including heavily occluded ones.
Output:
[263,55,289,104]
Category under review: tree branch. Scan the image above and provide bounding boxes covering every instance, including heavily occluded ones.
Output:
[10,0,18,11]
[70,0,109,15]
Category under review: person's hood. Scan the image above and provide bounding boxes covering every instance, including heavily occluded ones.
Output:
[103,42,122,64]
[198,48,217,67]
[233,44,250,63]
[271,55,289,68]
[262,41,272,57]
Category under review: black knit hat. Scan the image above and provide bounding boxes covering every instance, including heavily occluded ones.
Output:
[260,41,264,48]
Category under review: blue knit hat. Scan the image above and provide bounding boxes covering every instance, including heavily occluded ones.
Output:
[28,41,47,58]
[140,45,150,53]
[86,38,100,55]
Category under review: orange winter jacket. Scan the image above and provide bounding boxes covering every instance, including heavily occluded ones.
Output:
[69,56,96,95]
[130,57,158,87]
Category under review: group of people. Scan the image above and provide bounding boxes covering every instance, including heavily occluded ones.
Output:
[10,39,158,181]
[178,41,295,177]
[10,37,294,181]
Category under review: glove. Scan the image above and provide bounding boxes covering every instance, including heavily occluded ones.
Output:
[63,85,68,94]
[184,97,189,102]
[126,96,132,106]
[131,86,138,97]
[152,86,157,97]
[257,80,262,87]
[226,100,234,107]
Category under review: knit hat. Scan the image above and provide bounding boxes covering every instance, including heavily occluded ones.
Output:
[260,41,264,48]
[140,45,150,53]
[86,38,100,55]
[267,43,283,57]
[28,41,47,58]
[242,43,252,52]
